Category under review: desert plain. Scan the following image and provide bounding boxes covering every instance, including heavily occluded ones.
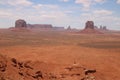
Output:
[0,29,120,80]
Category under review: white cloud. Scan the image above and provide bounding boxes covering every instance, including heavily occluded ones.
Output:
[60,0,69,2]
[32,4,43,9]
[81,9,113,20]
[0,10,12,17]
[75,0,91,10]
[93,9,113,15]
[75,0,106,10]
[0,0,33,6]
[117,0,120,4]
[0,9,17,20]
[94,0,106,3]
[32,4,59,10]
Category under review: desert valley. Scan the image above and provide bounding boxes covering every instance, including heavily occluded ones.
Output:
[0,19,120,80]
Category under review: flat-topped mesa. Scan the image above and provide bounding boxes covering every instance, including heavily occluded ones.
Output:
[28,24,53,29]
[15,19,27,28]
[85,21,94,29]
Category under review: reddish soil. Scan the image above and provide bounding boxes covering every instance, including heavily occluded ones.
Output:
[80,28,103,34]
[0,29,120,80]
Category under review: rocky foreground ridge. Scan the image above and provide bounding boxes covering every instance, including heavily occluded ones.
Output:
[0,54,97,80]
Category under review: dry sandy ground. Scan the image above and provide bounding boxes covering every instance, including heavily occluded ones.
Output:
[0,29,120,80]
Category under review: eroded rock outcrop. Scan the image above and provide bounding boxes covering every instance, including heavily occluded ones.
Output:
[0,54,97,80]
[10,19,29,31]
[15,19,27,28]
[85,21,94,29]
[80,21,102,34]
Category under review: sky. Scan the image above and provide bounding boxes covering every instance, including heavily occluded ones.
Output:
[0,0,120,30]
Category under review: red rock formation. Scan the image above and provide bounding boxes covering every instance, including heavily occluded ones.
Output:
[15,19,27,28]
[10,19,29,31]
[27,24,53,29]
[0,54,97,80]
[85,21,94,29]
[80,21,103,34]
[67,26,71,30]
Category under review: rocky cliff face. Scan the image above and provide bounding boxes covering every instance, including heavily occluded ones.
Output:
[85,21,94,29]
[15,19,27,28]
[80,21,102,34]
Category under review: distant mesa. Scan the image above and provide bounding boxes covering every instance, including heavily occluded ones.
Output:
[12,19,65,31]
[15,19,27,28]
[67,25,72,30]
[27,24,66,31]
[85,21,94,29]
[27,24,53,30]
[53,26,65,31]
[10,19,108,33]
[80,21,103,34]
[100,25,107,31]
[27,24,65,31]
[10,19,28,31]
[66,26,79,32]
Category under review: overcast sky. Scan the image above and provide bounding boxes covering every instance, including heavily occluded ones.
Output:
[0,0,120,30]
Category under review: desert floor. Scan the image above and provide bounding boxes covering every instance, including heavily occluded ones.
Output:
[0,29,120,80]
